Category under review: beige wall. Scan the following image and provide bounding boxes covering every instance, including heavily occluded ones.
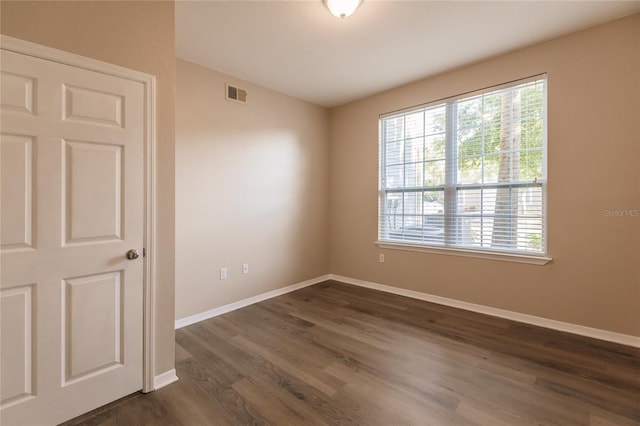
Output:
[1,1,177,374]
[329,14,640,337]
[175,59,329,320]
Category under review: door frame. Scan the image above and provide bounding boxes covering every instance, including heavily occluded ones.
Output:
[1,35,158,393]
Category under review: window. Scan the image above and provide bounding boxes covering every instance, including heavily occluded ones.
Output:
[378,76,547,260]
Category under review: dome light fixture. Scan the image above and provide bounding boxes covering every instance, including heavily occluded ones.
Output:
[326,0,362,19]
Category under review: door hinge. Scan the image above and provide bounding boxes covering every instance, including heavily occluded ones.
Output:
[143,248,146,257]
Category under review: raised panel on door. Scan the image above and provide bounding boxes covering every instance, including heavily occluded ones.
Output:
[0,285,35,408]
[0,70,36,115]
[63,140,123,245]
[1,133,35,250]
[63,84,124,128]
[62,271,123,384]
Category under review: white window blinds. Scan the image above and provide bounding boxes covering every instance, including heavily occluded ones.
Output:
[379,76,547,256]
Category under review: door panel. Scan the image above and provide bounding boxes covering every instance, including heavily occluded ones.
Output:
[0,134,34,249]
[64,140,122,243]
[0,285,35,407]
[63,84,124,128]
[63,271,122,382]
[1,47,145,425]
[0,71,35,114]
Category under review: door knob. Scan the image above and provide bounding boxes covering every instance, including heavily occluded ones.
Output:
[126,249,140,260]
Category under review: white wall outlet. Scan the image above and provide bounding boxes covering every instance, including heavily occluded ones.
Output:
[220,267,228,280]
[242,263,249,274]
[379,253,385,263]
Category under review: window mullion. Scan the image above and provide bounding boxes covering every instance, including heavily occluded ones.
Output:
[444,102,457,245]
[402,117,407,239]
[379,120,387,240]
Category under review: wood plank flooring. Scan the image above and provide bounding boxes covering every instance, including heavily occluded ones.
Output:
[63,280,640,426]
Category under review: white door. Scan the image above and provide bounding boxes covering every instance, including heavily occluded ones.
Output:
[1,47,145,425]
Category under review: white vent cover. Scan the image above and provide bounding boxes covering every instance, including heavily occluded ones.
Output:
[226,84,247,103]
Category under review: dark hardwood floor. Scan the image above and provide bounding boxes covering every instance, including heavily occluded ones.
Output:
[63,280,640,426]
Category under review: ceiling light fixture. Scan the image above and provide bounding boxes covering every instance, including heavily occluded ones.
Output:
[326,0,362,19]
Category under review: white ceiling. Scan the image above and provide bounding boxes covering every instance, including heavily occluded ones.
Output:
[176,1,639,108]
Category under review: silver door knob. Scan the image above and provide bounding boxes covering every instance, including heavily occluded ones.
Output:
[126,249,140,260]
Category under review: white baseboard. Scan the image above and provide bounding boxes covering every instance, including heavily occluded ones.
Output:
[173,272,639,348]
[175,275,331,329]
[329,274,640,348]
[153,369,178,390]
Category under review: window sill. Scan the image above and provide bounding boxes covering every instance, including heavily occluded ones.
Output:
[375,241,552,265]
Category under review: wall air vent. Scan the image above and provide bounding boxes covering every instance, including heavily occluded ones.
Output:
[226,84,247,103]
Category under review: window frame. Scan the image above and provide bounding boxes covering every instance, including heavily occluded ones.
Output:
[377,75,551,265]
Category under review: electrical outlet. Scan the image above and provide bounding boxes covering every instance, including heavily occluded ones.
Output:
[242,263,249,274]
[379,253,385,263]
[220,267,227,280]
